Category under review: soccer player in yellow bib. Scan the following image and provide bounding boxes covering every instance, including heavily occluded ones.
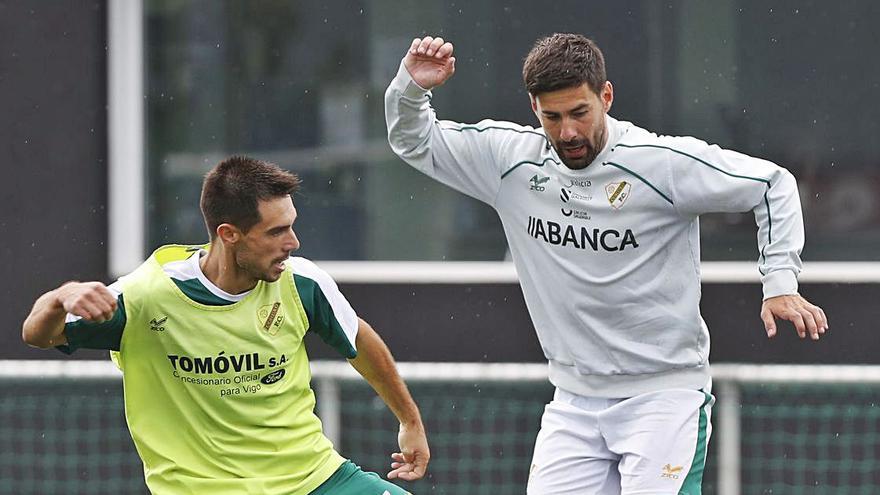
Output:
[22,156,427,495]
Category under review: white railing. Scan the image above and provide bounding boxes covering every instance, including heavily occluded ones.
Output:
[315,261,880,284]
[3,360,880,495]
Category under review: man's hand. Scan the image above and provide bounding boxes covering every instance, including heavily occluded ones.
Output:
[388,422,430,481]
[404,35,455,90]
[22,281,117,349]
[55,281,117,323]
[761,294,828,340]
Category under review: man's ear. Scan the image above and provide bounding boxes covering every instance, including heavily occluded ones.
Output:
[529,93,539,116]
[602,81,614,112]
[217,223,241,244]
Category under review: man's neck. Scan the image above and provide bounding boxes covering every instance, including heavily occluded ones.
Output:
[596,115,610,155]
[199,244,258,295]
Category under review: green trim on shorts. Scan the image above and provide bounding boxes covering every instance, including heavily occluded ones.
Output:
[309,460,412,495]
[679,391,713,495]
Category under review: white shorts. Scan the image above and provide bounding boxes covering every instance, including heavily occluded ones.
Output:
[527,385,714,495]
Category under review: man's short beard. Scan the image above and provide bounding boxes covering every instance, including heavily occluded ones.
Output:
[235,249,275,283]
[554,124,607,170]
[554,142,598,170]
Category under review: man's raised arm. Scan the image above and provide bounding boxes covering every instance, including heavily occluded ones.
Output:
[384,36,456,168]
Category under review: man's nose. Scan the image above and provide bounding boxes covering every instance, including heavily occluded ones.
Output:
[560,119,578,141]
[287,231,300,252]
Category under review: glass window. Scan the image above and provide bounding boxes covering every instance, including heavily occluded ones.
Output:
[145,1,880,260]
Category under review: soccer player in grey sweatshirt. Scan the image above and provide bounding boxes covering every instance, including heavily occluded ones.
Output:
[385,34,827,494]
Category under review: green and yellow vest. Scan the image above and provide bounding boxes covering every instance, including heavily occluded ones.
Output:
[111,245,344,494]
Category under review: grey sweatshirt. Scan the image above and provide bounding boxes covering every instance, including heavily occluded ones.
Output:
[385,61,804,398]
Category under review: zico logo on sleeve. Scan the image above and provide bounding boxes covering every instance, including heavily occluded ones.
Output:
[530,174,550,191]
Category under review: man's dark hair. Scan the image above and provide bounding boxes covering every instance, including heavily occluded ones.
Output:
[522,33,607,96]
[200,155,301,239]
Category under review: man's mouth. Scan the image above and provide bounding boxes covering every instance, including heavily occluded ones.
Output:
[562,143,588,159]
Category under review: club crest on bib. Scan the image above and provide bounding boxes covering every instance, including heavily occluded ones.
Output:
[605,181,631,209]
[257,302,284,336]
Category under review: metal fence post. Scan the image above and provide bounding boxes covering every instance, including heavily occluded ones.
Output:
[717,379,741,495]
[317,376,342,448]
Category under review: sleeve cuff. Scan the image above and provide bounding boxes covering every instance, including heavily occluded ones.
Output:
[761,269,799,300]
[391,59,432,100]
[54,344,75,355]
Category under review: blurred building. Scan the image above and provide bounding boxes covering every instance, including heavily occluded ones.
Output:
[2,0,879,362]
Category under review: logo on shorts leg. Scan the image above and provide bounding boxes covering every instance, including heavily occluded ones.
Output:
[661,463,683,480]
